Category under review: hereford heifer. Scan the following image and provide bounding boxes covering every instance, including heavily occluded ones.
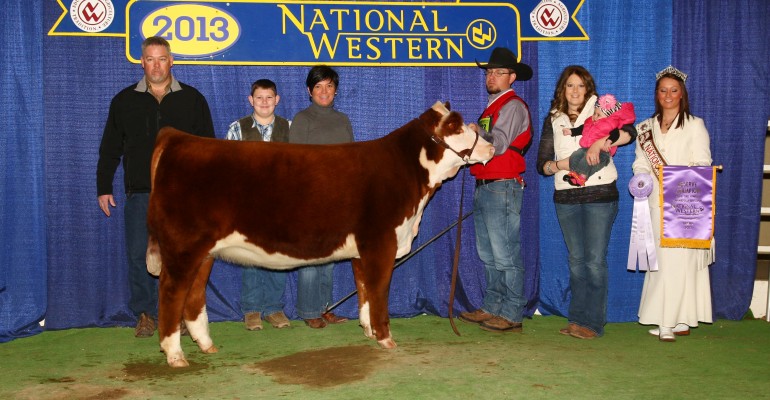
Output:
[146,101,494,367]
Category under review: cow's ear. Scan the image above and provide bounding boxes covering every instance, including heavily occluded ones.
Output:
[444,101,451,111]
[420,106,442,130]
[443,111,464,134]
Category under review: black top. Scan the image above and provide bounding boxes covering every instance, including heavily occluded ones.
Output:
[96,80,214,195]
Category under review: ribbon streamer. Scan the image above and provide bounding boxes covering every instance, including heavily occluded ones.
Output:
[627,174,658,272]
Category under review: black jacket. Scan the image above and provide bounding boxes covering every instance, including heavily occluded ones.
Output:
[96,80,214,195]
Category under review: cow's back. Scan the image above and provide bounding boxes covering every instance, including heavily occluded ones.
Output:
[147,125,433,269]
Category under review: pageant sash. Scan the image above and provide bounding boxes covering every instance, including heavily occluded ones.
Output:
[636,120,667,176]
[658,165,716,249]
[627,174,658,271]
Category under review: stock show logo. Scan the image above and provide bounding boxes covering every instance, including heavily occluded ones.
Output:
[529,0,569,37]
[467,19,497,50]
[70,0,114,33]
[51,1,587,65]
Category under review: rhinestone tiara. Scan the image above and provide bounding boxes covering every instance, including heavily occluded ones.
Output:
[656,65,688,83]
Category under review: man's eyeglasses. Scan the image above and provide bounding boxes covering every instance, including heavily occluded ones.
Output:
[484,70,512,77]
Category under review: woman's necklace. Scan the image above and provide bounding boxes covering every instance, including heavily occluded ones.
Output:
[660,115,676,132]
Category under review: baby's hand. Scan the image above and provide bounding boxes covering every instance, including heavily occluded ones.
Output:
[562,128,571,136]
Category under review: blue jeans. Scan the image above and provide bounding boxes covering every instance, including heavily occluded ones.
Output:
[555,201,618,336]
[124,193,157,318]
[296,263,334,319]
[241,267,287,316]
[569,147,610,179]
[473,180,525,323]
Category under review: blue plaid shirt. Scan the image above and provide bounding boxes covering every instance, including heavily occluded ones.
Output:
[226,115,274,142]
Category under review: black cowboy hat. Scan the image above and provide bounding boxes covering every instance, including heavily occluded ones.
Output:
[476,47,533,81]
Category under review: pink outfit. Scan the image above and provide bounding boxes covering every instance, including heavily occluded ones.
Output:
[578,102,636,156]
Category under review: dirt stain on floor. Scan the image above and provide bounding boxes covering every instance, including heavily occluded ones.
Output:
[15,383,134,400]
[121,359,208,381]
[251,344,385,388]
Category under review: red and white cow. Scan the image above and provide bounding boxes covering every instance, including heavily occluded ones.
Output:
[146,101,494,367]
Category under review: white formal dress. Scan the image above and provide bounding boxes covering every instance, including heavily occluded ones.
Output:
[632,115,714,328]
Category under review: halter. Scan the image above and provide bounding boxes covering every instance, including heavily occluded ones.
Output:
[431,131,480,163]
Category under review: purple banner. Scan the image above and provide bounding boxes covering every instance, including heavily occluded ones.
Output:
[660,166,715,249]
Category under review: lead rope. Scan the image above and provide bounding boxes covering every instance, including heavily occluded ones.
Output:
[447,166,468,336]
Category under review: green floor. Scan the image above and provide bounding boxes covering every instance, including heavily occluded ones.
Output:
[2,315,769,399]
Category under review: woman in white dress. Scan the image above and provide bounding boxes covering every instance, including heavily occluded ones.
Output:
[632,66,714,342]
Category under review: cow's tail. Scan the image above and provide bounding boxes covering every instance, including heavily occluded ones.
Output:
[146,129,170,277]
[150,130,168,190]
[146,234,162,276]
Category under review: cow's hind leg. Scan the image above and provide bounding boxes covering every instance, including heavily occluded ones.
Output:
[158,265,190,368]
[158,251,211,368]
[351,255,396,349]
[183,256,218,355]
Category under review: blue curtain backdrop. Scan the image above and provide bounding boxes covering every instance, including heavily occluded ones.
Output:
[2,0,769,341]
[0,1,46,341]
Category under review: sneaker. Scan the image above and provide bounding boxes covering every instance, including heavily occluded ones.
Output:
[479,316,523,333]
[265,311,291,329]
[458,309,494,324]
[564,171,587,187]
[568,324,598,339]
[244,312,263,331]
[134,313,156,338]
[648,324,690,337]
[658,327,676,342]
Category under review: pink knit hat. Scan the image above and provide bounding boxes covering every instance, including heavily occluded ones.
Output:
[595,94,622,116]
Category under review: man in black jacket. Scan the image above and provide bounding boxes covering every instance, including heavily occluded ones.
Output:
[96,36,214,338]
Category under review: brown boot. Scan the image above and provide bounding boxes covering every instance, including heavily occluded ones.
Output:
[265,311,291,329]
[458,309,494,324]
[569,324,598,339]
[134,313,156,338]
[179,320,190,336]
[480,316,523,333]
[559,323,578,336]
[304,317,327,329]
[322,312,348,324]
[244,312,263,331]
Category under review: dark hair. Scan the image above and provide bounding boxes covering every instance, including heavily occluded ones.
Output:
[305,65,339,90]
[549,65,598,122]
[141,36,171,53]
[653,73,690,130]
[250,79,278,96]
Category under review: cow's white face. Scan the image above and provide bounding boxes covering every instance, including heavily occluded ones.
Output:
[418,103,494,186]
[431,102,494,165]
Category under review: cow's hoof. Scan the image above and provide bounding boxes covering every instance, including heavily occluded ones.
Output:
[360,324,375,339]
[168,357,190,368]
[377,338,397,349]
[201,344,218,354]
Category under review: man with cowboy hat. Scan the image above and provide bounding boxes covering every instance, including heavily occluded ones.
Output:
[459,46,533,333]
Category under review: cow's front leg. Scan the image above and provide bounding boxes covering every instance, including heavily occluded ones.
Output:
[351,255,396,349]
[351,258,375,339]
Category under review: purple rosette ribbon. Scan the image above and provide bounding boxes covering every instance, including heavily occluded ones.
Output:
[627,173,658,271]
[629,173,653,198]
